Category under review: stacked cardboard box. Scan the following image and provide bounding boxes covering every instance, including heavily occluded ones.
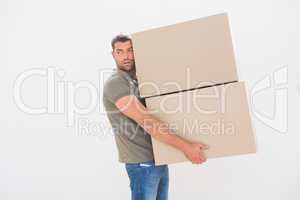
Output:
[131,13,256,165]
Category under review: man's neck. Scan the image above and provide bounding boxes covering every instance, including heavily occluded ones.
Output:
[128,70,137,80]
[118,68,137,80]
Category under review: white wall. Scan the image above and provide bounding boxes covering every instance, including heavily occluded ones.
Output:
[1,0,299,199]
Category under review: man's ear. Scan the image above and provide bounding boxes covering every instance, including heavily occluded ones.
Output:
[111,50,115,58]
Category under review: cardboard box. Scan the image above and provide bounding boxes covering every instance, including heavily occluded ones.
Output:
[131,13,256,165]
[131,13,238,98]
[146,82,256,165]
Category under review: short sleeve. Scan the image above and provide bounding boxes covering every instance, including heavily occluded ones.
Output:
[103,76,132,104]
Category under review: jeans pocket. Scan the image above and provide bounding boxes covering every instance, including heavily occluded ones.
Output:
[139,160,155,167]
[125,161,154,176]
[139,163,153,167]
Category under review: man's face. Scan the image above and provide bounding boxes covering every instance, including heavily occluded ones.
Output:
[112,41,135,71]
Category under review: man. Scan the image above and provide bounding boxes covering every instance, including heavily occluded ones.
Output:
[102,34,209,200]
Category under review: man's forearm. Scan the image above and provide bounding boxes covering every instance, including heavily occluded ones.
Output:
[153,128,190,153]
[138,115,190,153]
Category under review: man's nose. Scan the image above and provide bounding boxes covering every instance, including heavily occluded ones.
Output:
[124,52,130,59]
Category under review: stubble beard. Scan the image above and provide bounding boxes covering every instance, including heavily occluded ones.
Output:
[117,61,136,74]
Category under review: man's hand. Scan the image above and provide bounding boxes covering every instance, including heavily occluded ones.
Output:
[183,142,209,164]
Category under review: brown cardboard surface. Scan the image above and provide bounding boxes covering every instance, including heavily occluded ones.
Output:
[145,82,256,165]
[131,13,238,98]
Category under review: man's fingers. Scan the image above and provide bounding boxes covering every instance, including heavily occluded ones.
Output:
[199,153,207,163]
[191,156,207,164]
[202,144,209,150]
[198,144,209,150]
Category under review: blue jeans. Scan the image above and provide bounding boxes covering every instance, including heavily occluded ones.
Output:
[125,160,169,200]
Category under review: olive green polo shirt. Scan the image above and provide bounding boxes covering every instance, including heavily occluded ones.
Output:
[102,69,154,163]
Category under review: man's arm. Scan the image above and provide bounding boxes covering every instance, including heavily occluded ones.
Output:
[115,95,208,164]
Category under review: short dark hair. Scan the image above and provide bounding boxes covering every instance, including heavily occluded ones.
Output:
[111,34,131,50]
